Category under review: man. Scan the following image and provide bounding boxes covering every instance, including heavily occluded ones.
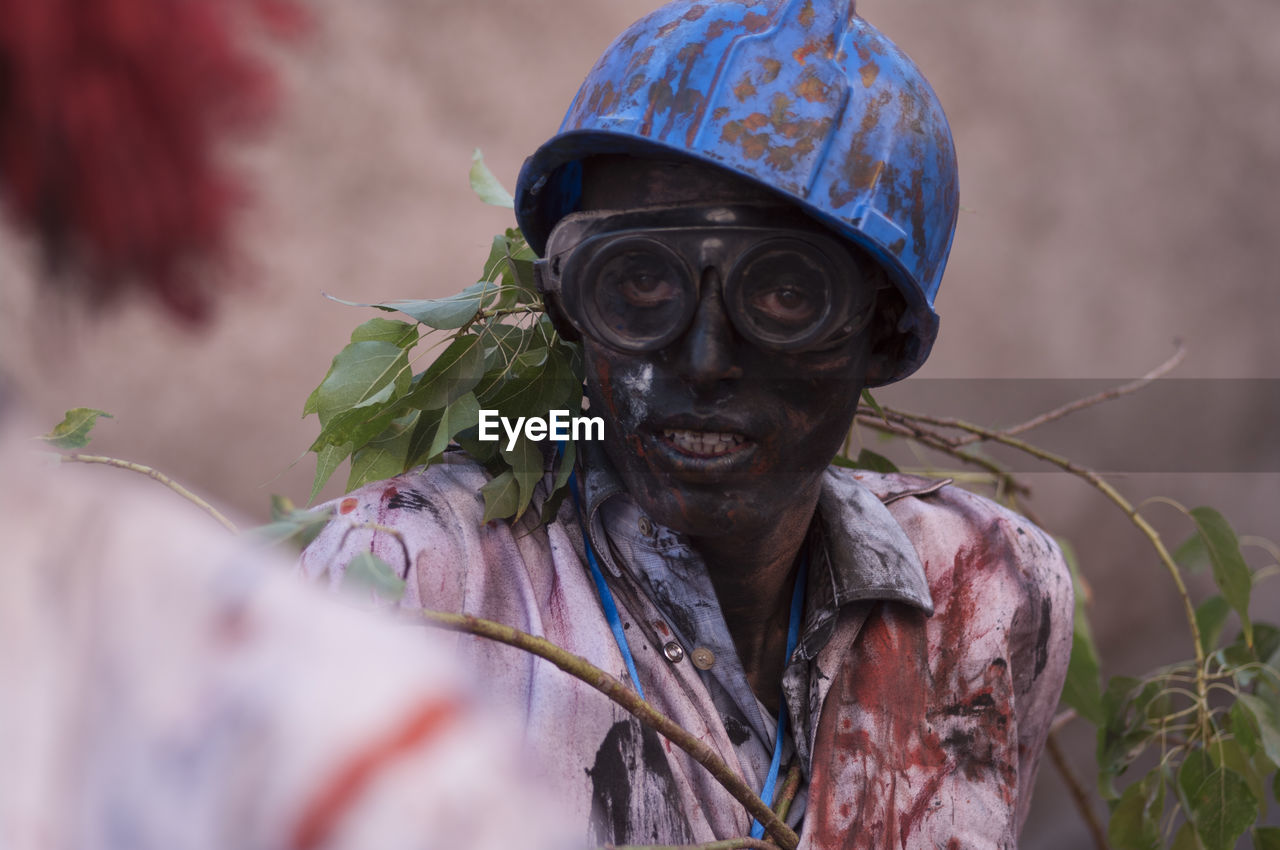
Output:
[301,1,1073,847]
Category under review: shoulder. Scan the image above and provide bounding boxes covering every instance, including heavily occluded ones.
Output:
[298,454,495,591]
[840,468,1071,599]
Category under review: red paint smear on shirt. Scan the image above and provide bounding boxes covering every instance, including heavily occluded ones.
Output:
[290,697,464,850]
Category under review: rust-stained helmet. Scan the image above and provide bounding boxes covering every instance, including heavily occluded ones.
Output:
[515,0,958,383]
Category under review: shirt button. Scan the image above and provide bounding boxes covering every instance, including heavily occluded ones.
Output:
[638,516,654,536]
[663,642,685,663]
[691,648,715,670]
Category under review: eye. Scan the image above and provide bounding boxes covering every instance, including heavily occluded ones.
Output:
[750,280,819,326]
[619,272,678,307]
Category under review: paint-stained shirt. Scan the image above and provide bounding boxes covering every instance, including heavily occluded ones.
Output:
[300,452,1074,849]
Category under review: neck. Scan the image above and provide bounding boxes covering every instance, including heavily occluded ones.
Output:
[690,487,818,712]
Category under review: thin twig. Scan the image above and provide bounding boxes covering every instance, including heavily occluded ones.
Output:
[61,453,238,533]
[852,414,1031,497]
[1046,731,1109,850]
[772,762,803,824]
[953,343,1187,447]
[1049,709,1077,737]
[419,610,799,850]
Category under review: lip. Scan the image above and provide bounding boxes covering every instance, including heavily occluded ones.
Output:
[643,414,759,479]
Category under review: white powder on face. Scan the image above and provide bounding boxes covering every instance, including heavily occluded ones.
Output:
[618,362,653,424]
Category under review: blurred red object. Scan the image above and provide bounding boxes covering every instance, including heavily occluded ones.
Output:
[0,0,306,322]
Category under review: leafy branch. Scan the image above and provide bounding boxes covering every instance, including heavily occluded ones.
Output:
[301,153,582,523]
[38,408,240,533]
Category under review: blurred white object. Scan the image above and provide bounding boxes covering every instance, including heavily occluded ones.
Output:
[0,414,573,850]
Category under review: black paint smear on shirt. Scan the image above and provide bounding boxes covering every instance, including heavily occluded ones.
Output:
[587,719,695,846]
[1033,596,1052,678]
[387,489,446,526]
[723,714,751,746]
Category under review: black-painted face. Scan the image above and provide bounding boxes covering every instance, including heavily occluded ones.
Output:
[568,158,893,541]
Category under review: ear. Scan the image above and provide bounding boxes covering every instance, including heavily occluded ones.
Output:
[864,344,902,386]
[860,283,912,385]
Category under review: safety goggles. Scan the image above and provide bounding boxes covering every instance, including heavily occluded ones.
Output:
[534,205,881,353]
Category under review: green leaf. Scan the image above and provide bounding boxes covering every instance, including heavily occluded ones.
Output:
[481,234,538,309]
[302,383,321,417]
[514,346,549,370]
[1190,506,1253,648]
[480,345,571,422]
[539,484,570,527]
[1098,676,1156,799]
[1174,530,1210,574]
[1237,690,1280,768]
[1256,624,1280,670]
[1255,827,1280,850]
[1177,750,1257,850]
[860,389,887,421]
[404,406,444,470]
[341,552,406,603]
[479,470,520,523]
[270,494,298,522]
[330,281,499,331]
[425,392,482,462]
[480,322,531,364]
[304,337,414,458]
[500,434,545,520]
[553,436,577,492]
[403,334,485,412]
[310,442,353,504]
[1195,595,1232,655]
[248,506,332,551]
[350,317,419,348]
[469,148,514,208]
[310,341,412,430]
[1059,537,1104,725]
[1063,630,1105,726]
[40,408,112,449]
[1209,736,1265,806]
[1108,773,1162,850]
[1230,700,1261,758]
[347,412,416,491]
[852,448,899,474]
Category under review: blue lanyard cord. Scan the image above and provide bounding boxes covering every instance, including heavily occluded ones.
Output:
[567,456,806,836]
[750,550,808,840]
[569,469,646,701]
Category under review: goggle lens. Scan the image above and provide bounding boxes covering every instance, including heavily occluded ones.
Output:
[590,240,693,350]
[731,241,838,348]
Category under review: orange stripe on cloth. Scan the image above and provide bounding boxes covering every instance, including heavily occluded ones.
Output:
[290,697,465,850]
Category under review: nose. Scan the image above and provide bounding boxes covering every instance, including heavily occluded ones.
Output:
[674,267,743,384]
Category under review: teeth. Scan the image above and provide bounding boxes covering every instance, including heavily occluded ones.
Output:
[662,429,748,457]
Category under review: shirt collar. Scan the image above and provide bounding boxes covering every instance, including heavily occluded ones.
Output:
[577,442,934,615]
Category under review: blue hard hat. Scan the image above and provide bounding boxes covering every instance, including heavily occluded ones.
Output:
[515,0,958,384]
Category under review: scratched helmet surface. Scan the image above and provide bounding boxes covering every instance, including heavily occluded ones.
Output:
[515,0,958,383]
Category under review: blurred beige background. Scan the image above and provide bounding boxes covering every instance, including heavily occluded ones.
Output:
[1,1,1277,846]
